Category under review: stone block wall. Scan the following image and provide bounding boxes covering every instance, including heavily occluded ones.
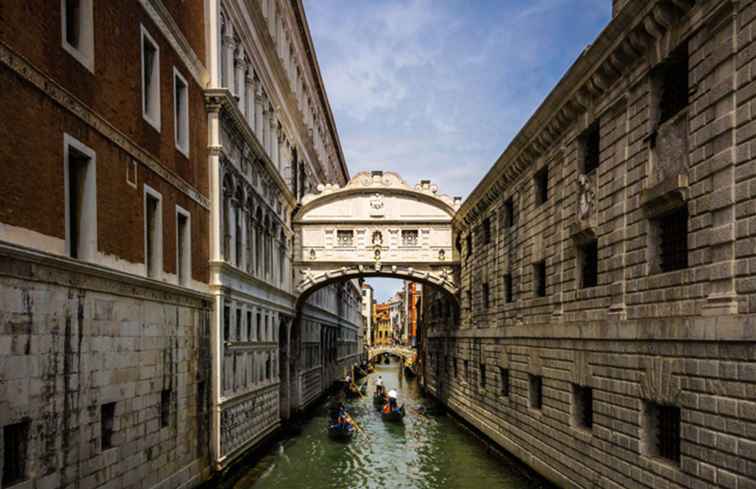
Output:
[423,2,756,489]
[0,246,211,489]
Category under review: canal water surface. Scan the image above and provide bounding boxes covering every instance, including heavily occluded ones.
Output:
[220,360,552,489]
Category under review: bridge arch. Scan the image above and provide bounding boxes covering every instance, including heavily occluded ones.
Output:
[292,171,462,301]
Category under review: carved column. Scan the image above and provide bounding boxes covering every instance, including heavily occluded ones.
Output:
[234,51,246,111]
[254,78,264,140]
[223,29,236,92]
[245,70,255,129]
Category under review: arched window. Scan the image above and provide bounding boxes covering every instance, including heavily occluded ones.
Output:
[246,197,255,274]
[222,174,233,261]
[264,215,272,279]
[235,186,244,267]
[255,208,264,276]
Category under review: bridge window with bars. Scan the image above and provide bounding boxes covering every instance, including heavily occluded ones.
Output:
[401,229,419,246]
[336,230,354,247]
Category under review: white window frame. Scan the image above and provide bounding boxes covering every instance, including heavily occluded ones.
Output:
[63,133,97,261]
[140,25,161,131]
[144,184,163,279]
[172,67,190,157]
[175,205,191,286]
[61,0,94,73]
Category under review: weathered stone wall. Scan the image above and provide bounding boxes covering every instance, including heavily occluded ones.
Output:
[423,2,756,489]
[0,246,211,489]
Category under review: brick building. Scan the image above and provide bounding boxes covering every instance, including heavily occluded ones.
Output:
[0,1,211,488]
[422,1,756,488]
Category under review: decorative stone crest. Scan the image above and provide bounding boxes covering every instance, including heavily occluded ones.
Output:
[372,231,383,245]
[577,173,595,221]
[309,249,316,260]
[639,356,681,404]
[438,249,446,261]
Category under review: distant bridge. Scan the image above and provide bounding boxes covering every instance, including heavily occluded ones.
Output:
[368,346,416,362]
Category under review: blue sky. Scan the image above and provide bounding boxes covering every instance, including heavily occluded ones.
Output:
[303,0,611,302]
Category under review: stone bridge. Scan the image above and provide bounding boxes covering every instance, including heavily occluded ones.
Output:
[292,171,461,305]
[367,345,416,362]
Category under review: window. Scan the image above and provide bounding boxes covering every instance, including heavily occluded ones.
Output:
[465,290,472,311]
[176,207,190,286]
[256,312,262,340]
[529,375,543,410]
[266,355,272,380]
[236,308,242,341]
[656,42,689,125]
[464,360,470,382]
[644,402,681,464]
[2,420,29,486]
[246,311,252,340]
[144,186,163,279]
[61,0,94,71]
[580,122,601,175]
[64,134,97,260]
[173,69,190,155]
[653,206,689,273]
[101,402,116,450]
[500,368,510,397]
[336,230,354,247]
[141,25,161,130]
[479,363,486,388]
[578,239,598,289]
[483,217,491,244]
[573,385,593,430]
[503,198,515,228]
[401,230,419,246]
[534,167,548,206]
[466,234,473,258]
[503,273,513,303]
[482,283,490,309]
[223,306,230,342]
[160,389,171,428]
[454,358,459,379]
[533,260,546,297]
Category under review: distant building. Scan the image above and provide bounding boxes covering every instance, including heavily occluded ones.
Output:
[388,291,404,344]
[373,303,392,345]
[404,282,422,347]
[361,282,375,346]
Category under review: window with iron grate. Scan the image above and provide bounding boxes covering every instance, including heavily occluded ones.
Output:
[657,42,689,125]
[656,207,688,272]
[578,239,599,288]
[480,363,486,388]
[483,217,492,244]
[580,122,601,175]
[503,198,515,228]
[534,167,549,206]
[500,368,510,397]
[3,420,29,486]
[573,384,593,430]
[529,375,543,410]
[101,402,116,450]
[161,389,171,428]
[644,401,681,464]
[482,282,490,309]
[503,273,513,303]
[533,261,546,297]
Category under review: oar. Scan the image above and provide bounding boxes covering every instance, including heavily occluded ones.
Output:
[346,414,364,433]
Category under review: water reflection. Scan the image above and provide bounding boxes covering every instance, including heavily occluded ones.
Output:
[224,359,551,489]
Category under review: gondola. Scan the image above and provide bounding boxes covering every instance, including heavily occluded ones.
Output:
[328,421,355,441]
[404,363,417,378]
[345,384,361,399]
[360,382,368,395]
[381,404,406,422]
[373,392,387,409]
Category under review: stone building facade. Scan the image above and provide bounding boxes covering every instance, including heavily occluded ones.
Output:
[0,1,212,489]
[422,1,756,488]
[203,0,361,470]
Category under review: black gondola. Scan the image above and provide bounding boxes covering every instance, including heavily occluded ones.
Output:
[381,404,406,422]
[328,422,355,441]
[373,392,387,409]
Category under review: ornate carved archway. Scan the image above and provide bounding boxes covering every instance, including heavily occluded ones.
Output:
[293,171,461,300]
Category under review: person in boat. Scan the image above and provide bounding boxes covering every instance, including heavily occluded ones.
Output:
[384,389,401,413]
[375,376,384,395]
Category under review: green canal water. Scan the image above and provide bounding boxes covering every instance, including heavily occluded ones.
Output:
[220,360,552,489]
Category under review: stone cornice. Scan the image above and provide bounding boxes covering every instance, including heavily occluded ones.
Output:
[138,0,208,85]
[0,41,211,210]
[205,88,297,208]
[0,241,212,306]
[290,0,350,185]
[455,0,712,228]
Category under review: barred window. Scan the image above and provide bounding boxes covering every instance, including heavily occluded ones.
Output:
[657,42,689,125]
[503,273,513,303]
[101,402,116,450]
[480,363,487,388]
[533,261,546,297]
[573,384,593,430]
[534,167,548,206]
[580,122,601,175]
[483,217,492,244]
[578,239,599,288]
[645,402,681,464]
[500,368,510,397]
[482,282,490,309]
[655,207,688,272]
[529,375,543,410]
[503,198,515,228]
[160,389,171,428]
[2,420,29,486]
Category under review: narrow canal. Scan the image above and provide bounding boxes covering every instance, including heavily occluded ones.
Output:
[217,359,553,489]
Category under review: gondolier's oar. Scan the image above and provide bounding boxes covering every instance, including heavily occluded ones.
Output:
[346,414,364,433]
